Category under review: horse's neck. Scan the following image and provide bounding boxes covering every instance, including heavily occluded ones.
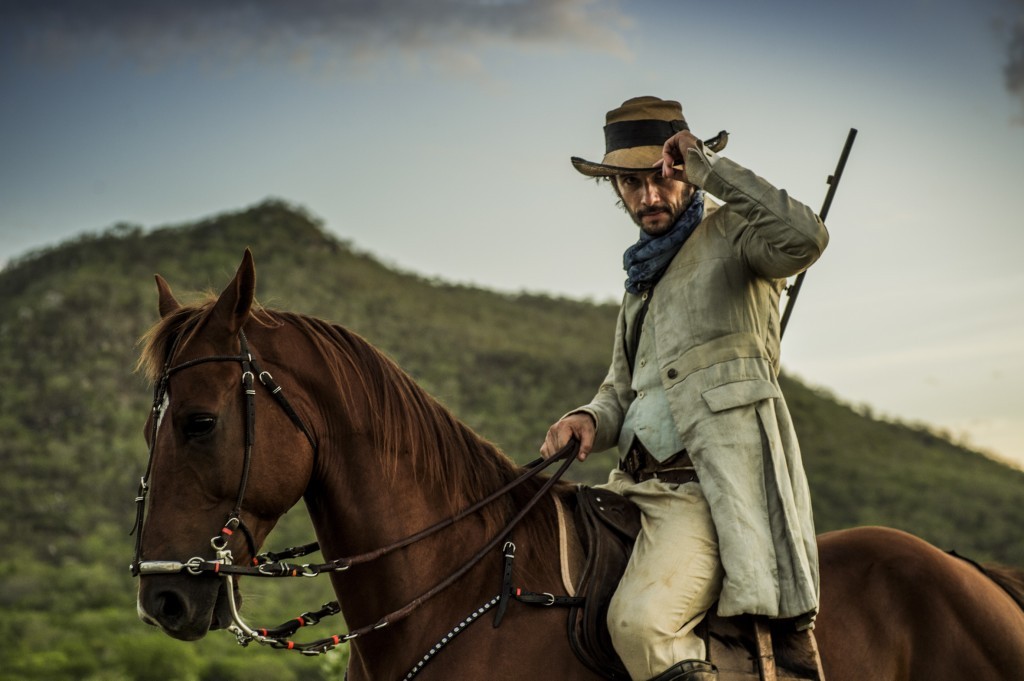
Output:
[299,406,578,679]
[304,428,492,617]
[290,330,565,673]
[299,335,503,566]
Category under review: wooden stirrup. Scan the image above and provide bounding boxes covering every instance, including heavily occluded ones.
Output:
[752,617,778,681]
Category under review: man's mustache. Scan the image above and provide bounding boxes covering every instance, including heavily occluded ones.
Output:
[637,205,670,218]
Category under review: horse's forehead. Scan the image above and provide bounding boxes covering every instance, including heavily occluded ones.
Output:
[180,324,241,356]
[159,358,243,416]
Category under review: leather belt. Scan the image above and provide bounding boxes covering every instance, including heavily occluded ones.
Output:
[620,439,698,485]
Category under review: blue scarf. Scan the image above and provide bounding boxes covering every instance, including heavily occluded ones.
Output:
[622,190,705,294]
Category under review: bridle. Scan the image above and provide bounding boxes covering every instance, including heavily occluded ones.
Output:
[130,328,579,666]
[130,329,316,580]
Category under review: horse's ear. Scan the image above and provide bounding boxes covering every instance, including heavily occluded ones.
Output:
[210,249,256,336]
[155,274,181,318]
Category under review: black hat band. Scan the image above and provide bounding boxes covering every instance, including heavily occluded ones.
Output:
[604,119,689,154]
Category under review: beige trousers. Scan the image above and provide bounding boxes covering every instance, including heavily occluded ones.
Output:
[600,469,724,680]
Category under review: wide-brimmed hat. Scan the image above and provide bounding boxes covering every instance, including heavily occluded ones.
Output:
[571,96,724,177]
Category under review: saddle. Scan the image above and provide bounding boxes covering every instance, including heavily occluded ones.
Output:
[568,485,641,680]
[564,486,822,681]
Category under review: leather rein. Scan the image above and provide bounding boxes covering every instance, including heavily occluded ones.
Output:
[130,330,579,659]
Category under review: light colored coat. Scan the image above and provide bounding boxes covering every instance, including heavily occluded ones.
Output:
[579,148,828,618]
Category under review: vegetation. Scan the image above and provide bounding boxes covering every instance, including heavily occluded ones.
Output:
[2,199,1021,680]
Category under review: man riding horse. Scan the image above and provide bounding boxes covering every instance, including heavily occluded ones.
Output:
[540,96,827,681]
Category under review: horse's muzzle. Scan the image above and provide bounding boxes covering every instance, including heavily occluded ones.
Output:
[137,576,239,640]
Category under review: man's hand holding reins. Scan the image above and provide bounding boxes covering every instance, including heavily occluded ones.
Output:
[540,412,595,462]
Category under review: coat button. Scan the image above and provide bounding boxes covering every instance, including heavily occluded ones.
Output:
[667,368,678,379]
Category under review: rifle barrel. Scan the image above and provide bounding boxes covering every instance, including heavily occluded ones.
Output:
[780,127,857,339]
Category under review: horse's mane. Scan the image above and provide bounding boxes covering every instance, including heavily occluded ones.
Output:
[946,548,1024,613]
[138,300,564,548]
[980,563,1024,613]
[136,294,220,383]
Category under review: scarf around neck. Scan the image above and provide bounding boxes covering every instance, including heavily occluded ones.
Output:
[622,190,705,294]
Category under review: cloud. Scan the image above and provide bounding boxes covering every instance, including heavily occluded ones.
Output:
[1,0,631,70]
[1009,17,1024,94]
[999,0,1024,119]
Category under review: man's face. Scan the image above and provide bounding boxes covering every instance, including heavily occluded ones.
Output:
[614,172,695,237]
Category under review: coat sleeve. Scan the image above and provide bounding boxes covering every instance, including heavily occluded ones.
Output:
[572,362,626,454]
[568,302,631,454]
[685,147,829,279]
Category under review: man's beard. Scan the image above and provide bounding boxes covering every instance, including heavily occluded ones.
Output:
[628,198,690,236]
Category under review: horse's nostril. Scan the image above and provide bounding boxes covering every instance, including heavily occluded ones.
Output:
[155,589,187,621]
[140,583,214,640]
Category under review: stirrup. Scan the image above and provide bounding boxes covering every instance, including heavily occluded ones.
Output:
[768,617,826,681]
[752,617,778,681]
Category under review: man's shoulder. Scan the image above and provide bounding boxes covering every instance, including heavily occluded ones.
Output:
[698,195,735,233]
[703,195,723,215]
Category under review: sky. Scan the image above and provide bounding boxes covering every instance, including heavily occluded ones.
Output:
[2,0,1023,468]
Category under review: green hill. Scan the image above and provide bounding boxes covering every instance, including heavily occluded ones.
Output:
[2,199,1022,680]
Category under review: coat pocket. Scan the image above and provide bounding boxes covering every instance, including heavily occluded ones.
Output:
[701,379,781,413]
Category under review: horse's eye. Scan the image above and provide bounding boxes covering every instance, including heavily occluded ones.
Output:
[183,414,217,440]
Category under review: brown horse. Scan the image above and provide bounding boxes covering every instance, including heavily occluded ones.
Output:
[134,251,1024,680]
